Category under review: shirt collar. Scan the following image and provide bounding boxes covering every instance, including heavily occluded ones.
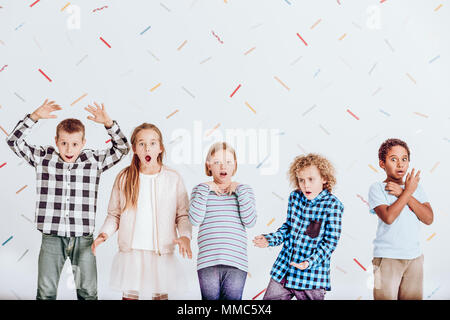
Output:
[299,189,330,205]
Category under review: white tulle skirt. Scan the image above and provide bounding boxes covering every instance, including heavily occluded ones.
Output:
[109,249,196,299]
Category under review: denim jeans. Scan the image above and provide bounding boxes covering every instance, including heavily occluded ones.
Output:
[197,265,247,300]
[263,277,326,300]
[36,233,98,300]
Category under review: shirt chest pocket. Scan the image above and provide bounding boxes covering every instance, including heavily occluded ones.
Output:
[304,219,323,238]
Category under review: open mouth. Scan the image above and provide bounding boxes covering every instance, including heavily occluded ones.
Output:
[65,155,74,160]
[219,172,228,177]
[305,191,312,196]
[145,155,151,162]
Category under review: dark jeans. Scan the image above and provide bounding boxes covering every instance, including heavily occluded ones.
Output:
[197,265,247,300]
[263,277,325,300]
[36,233,98,300]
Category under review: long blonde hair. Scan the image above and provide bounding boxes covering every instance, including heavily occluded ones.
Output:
[118,123,165,210]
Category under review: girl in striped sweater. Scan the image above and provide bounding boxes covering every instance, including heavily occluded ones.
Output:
[189,142,257,300]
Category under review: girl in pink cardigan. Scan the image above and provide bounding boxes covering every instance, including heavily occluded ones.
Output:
[91,123,192,300]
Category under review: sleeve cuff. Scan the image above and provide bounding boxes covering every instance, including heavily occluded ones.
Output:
[263,234,275,246]
[305,256,315,268]
[106,120,119,134]
[24,114,37,127]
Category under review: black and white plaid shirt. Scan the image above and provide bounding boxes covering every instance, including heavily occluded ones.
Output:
[6,114,130,237]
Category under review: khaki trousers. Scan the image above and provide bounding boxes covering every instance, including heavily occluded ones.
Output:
[372,254,424,300]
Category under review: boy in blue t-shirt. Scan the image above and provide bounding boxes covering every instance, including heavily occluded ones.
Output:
[368,138,433,300]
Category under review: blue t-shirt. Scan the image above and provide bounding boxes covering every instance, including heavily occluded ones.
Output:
[368,181,428,259]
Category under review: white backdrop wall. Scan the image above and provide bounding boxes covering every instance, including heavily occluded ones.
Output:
[0,0,449,300]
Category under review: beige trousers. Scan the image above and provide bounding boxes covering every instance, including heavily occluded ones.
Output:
[372,254,424,300]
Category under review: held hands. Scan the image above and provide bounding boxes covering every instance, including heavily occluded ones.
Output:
[174,236,192,259]
[253,235,269,248]
[290,261,309,270]
[91,232,108,256]
[204,181,240,196]
[84,102,113,128]
[385,182,403,197]
[30,99,62,121]
[385,168,420,197]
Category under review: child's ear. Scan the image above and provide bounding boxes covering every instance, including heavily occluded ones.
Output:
[82,138,86,148]
[54,136,58,145]
[379,160,385,169]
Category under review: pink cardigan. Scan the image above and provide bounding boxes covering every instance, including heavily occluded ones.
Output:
[98,166,192,254]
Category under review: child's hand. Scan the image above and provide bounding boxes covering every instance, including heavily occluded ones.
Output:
[290,261,309,270]
[225,182,240,195]
[84,102,113,128]
[91,232,108,256]
[253,235,269,248]
[404,168,420,195]
[174,236,192,259]
[385,182,403,197]
[204,181,222,196]
[30,99,62,121]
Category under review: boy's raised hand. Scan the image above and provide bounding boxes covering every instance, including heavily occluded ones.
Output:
[405,168,420,195]
[174,236,192,259]
[85,102,113,128]
[30,99,62,121]
[253,235,269,248]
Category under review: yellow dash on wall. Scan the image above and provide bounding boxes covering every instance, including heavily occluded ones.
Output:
[368,164,378,173]
[413,112,428,118]
[430,162,440,173]
[177,40,188,51]
[150,83,161,92]
[70,93,88,106]
[166,109,179,119]
[0,125,8,136]
[16,185,28,194]
[406,73,417,84]
[267,218,275,226]
[336,266,347,274]
[427,232,436,241]
[205,123,221,137]
[274,76,290,91]
[244,47,256,55]
[339,33,347,41]
[310,19,322,29]
[244,101,257,114]
[434,4,443,11]
[61,2,71,11]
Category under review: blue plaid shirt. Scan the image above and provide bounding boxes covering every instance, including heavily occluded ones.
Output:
[264,189,343,291]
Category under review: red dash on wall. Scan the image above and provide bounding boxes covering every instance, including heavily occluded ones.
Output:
[0,162,6,169]
[100,37,111,48]
[296,33,308,46]
[38,69,52,82]
[105,139,111,144]
[30,0,41,7]
[346,109,360,120]
[230,84,241,98]
[252,288,267,300]
[353,258,367,271]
